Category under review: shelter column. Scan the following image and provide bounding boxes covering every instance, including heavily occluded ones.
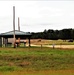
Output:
[5,38,8,47]
[0,37,2,47]
[2,37,4,47]
[28,37,31,47]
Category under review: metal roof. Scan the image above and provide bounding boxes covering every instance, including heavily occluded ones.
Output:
[0,30,31,36]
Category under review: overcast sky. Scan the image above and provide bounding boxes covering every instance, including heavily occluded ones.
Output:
[0,0,74,33]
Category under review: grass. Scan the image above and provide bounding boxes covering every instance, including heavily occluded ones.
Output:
[0,47,74,75]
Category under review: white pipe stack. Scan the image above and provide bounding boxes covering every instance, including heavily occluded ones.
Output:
[13,6,16,47]
[18,17,20,31]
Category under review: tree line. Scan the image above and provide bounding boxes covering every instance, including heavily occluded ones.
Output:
[31,28,74,40]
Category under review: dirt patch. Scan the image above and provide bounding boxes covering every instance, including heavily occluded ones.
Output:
[2,70,74,75]
[29,39,74,49]
[31,44,74,49]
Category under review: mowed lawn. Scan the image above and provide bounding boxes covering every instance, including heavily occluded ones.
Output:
[0,47,74,75]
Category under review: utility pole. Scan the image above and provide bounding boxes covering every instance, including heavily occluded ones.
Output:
[13,6,16,48]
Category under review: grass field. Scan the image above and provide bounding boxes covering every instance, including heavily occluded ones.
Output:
[0,47,74,75]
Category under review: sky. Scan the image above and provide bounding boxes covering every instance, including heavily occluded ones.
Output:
[0,0,74,33]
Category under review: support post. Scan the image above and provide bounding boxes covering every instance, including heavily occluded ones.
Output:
[0,37,2,47]
[2,37,4,47]
[28,37,31,47]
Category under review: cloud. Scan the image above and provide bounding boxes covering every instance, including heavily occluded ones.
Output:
[0,1,74,32]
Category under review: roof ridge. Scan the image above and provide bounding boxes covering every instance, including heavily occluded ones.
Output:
[2,30,24,34]
[0,30,31,35]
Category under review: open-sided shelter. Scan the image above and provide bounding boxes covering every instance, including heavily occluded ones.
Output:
[0,30,31,47]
